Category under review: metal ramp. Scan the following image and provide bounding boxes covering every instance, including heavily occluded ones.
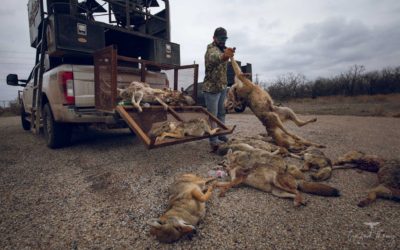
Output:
[94,46,235,149]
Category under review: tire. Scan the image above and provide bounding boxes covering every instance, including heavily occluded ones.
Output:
[20,104,31,131]
[42,103,72,148]
[234,104,246,113]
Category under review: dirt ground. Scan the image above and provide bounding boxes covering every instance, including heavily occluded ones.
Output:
[0,114,399,249]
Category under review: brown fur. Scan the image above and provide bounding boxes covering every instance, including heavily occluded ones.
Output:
[333,150,384,172]
[216,136,301,159]
[229,57,323,151]
[226,84,317,127]
[117,81,168,112]
[302,148,333,181]
[150,118,219,143]
[118,82,195,112]
[148,174,215,243]
[358,159,400,207]
[215,150,339,207]
[333,151,400,207]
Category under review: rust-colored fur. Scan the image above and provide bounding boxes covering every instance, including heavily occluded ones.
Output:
[148,174,215,243]
[333,151,400,207]
[229,57,323,151]
[333,150,384,172]
[149,118,219,143]
[215,150,340,207]
[302,148,333,181]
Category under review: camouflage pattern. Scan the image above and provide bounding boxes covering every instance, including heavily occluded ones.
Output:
[202,43,228,93]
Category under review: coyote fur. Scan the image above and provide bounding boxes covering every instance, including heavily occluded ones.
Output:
[117,81,168,112]
[118,82,195,112]
[215,149,339,206]
[149,118,219,143]
[333,150,384,172]
[216,136,301,159]
[227,83,317,127]
[229,57,322,151]
[332,151,399,207]
[147,174,215,243]
[302,148,333,181]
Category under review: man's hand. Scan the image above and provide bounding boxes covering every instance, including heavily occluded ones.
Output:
[221,47,235,61]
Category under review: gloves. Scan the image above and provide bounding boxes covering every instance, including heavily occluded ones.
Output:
[221,47,235,61]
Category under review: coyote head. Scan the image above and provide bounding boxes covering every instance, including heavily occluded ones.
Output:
[147,217,196,243]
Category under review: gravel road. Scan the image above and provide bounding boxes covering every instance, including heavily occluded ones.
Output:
[0,114,399,249]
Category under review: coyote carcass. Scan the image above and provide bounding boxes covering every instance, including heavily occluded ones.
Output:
[228,57,322,151]
[215,149,340,207]
[117,81,168,112]
[333,151,399,207]
[147,174,215,243]
[149,118,219,143]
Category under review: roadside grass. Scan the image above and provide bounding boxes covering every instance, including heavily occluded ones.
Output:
[282,93,400,117]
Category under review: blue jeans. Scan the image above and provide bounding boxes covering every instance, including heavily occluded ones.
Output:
[203,88,227,144]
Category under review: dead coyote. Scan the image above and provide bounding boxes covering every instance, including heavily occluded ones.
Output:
[149,118,219,143]
[118,82,195,112]
[215,149,340,207]
[148,174,215,243]
[117,81,168,112]
[229,56,322,150]
[302,148,333,181]
[333,151,399,207]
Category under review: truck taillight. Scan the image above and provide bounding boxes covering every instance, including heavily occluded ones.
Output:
[61,72,75,105]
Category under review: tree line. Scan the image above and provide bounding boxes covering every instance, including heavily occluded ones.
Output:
[265,65,400,100]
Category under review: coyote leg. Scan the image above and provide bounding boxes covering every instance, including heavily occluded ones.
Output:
[271,189,305,207]
[155,96,169,111]
[208,127,220,135]
[275,107,317,127]
[132,91,144,112]
[215,177,245,197]
[358,185,392,207]
[155,132,184,143]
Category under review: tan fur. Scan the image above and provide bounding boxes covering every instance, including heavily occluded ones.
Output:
[333,151,400,207]
[118,82,195,112]
[215,150,339,206]
[163,89,196,106]
[117,81,168,112]
[333,150,384,172]
[357,159,400,207]
[302,148,333,181]
[148,174,215,243]
[149,118,219,143]
[229,57,323,151]
[216,136,301,159]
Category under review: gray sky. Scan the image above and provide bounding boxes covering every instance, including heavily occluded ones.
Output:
[1,0,399,101]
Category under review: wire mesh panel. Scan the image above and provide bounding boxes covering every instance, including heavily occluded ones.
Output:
[94,47,117,112]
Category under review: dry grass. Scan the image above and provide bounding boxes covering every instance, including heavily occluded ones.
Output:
[282,94,400,117]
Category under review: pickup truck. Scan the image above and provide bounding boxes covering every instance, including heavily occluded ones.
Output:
[7,64,168,148]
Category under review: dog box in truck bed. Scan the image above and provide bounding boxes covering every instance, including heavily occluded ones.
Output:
[94,46,235,149]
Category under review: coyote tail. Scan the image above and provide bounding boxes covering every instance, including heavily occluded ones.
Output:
[297,181,340,197]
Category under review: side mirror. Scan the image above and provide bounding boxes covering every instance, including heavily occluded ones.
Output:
[6,74,27,87]
[7,74,20,86]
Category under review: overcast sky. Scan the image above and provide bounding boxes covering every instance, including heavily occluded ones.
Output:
[1,0,399,102]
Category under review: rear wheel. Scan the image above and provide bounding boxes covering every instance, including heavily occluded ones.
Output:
[20,104,31,131]
[42,103,72,148]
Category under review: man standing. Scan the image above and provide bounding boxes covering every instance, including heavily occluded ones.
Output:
[202,27,235,150]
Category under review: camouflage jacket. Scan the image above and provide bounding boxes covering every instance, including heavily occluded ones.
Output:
[202,42,228,93]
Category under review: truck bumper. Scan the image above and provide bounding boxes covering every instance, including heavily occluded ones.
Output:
[52,104,119,124]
